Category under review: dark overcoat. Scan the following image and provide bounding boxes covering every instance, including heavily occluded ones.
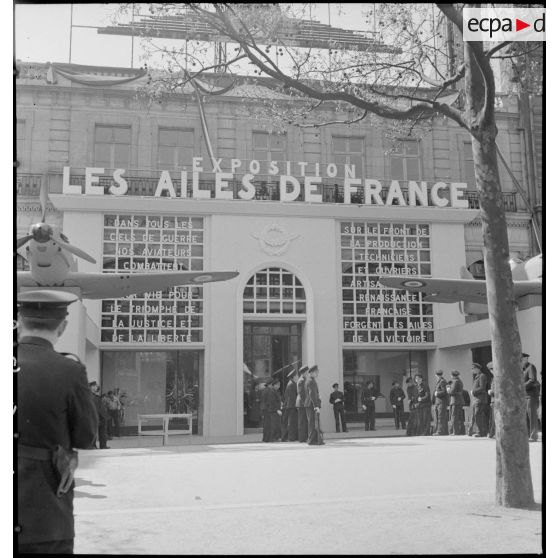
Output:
[17,336,98,545]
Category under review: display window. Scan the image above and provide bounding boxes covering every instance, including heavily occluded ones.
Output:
[340,221,434,344]
[101,214,205,343]
[102,350,203,434]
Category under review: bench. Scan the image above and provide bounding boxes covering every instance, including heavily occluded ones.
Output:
[137,413,193,445]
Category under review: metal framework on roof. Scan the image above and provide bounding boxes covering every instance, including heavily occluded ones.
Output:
[97,11,398,53]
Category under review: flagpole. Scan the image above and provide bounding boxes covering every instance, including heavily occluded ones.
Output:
[69,4,73,63]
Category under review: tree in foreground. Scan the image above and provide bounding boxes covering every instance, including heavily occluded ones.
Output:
[115,2,541,508]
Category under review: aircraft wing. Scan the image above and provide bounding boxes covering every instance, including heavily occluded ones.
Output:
[17,270,239,299]
[378,276,541,304]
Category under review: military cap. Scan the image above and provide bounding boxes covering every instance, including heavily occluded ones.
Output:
[435,370,444,376]
[308,365,319,374]
[471,363,482,370]
[287,369,297,379]
[17,289,78,319]
[522,352,530,358]
[450,370,460,376]
[299,365,309,375]
[332,382,339,388]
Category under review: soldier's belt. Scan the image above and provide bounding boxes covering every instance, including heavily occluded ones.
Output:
[18,444,52,461]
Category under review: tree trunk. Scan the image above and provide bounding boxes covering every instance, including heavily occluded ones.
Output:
[465,44,534,508]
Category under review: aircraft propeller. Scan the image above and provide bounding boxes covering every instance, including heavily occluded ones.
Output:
[16,179,97,264]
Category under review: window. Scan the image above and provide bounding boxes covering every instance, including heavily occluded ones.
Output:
[94,125,131,169]
[332,136,364,177]
[16,120,25,166]
[243,267,306,315]
[462,140,475,189]
[158,128,194,169]
[390,140,421,181]
[252,132,286,170]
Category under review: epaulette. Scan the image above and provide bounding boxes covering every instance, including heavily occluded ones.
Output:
[59,352,83,365]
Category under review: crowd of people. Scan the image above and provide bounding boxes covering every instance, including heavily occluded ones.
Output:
[87,384,127,449]
[259,365,325,445]
[255,355,541,444]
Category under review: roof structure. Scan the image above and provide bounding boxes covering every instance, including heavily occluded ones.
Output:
[98,10,399,54]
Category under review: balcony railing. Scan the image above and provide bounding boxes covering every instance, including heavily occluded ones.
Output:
[16,172,518,212]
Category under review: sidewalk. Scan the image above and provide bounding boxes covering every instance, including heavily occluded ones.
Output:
[101,417,408,449]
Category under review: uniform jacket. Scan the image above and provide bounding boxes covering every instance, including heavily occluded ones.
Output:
[304,377,321,408]
[389,386,406,407]
[416,383,431,408]
[472,372,489,405]
[92,393,110,421]
[523,363,539,398]
[259,386,271,412]
[283,380,297,409]
[17,336,98,544]
[434,377,449,403]
[329,389,345,408]
[361,386,378,407]
[295,376,307,408]
[448,378,465,406]
[406,384,419,410]
[266,388,282,413]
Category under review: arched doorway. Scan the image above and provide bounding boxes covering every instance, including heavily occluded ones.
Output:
[242,267,306,431]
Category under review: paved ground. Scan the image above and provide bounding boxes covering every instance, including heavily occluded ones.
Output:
[73,434,542,555]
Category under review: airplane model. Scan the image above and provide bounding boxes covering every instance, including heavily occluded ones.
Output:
[378,254,542,315]
[16,184,238,299]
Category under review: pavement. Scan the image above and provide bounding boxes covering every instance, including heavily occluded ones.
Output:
[73,427,543,555]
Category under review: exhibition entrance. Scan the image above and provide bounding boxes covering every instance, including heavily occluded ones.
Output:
[243,323,303,430]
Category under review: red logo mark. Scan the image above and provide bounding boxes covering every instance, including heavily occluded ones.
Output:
[516,18,530,32]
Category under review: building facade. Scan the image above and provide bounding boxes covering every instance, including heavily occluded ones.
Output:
[16,62,542,436]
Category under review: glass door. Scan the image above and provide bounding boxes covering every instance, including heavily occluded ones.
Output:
[243,323,302,430]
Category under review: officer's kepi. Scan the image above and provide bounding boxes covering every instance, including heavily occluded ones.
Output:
[17,290,79,319]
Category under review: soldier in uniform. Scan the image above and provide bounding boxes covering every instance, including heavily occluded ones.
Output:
[448,370,465,435]
[89,381,110,449]
[16,290,98,554]
[304,365,324,445]
[361,380,378,431]
[329,382,348,433]
[296,366,309,442]
[405,377,418,435]
[389,380,406,430]
[415,374,432,435]
[260,380,272,442]
[267,377,283,442]
[468,363,489,437]
[432,370,449,435]
[522,352,540,442]
[281,369,299,441]
[486,362,496,438]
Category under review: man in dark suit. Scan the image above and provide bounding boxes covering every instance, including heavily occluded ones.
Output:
[89,381,110,449]
[329,382,348,433]
[448,370,465,435]
[486,362,496,438]
[389,380,406,430]
[296,366,309,442]
[522,352,540,442]
[281,369,299,441]
[304,365,324,445]
[267,377,283,442]
[261,380,273,442]
[432,370,449,435]
[361,380,378,431]
[415,374,432,435]
[16,290,98,554]
[468,363,490,437]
